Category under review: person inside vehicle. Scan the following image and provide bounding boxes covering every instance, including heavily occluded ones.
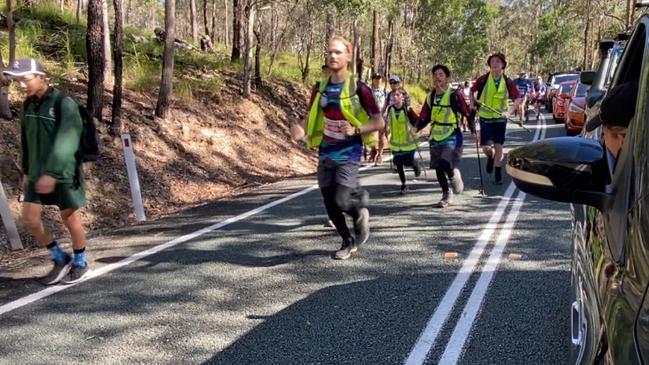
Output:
[584,82,638,175]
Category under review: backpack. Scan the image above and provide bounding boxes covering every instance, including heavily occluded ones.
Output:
[52,93,100,163]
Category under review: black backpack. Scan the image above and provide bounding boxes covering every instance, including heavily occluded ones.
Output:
[52,93,99,162]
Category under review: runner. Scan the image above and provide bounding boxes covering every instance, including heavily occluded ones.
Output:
[512,71,533,122]
[290,36,385,260]
[410,64,470,208]
[3,58,91,284]
[469,52,522,185]
[376,75,411,166]
[532,75,546,120]
[385,87,421,194]
[367,73,387,165]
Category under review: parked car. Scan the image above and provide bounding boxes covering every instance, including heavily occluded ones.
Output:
[552,80,576,123]
[564,81,589,135]
[506,9,649,364]
[545,72,579,112]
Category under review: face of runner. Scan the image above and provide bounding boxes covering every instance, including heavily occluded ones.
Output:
[394,90,404,108]
[372,78,380,88]
[489,57,504,78]
[433,69,448,90]
[326,40,350,73]
[13,74,47,98]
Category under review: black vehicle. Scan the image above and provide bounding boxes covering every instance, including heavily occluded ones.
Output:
[581,32,629,137]
[506,7,649,364]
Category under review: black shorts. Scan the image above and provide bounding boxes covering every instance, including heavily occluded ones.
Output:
[480,119,507,146]
[317,158,360,189]
[393,150,415,166]
[24,181,86,210]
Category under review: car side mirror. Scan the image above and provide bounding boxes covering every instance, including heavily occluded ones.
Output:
[506,137,612,211]
[586,89,605,108]
[580,71,596,85]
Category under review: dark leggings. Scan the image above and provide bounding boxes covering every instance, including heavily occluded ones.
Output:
[435,160,454,193]
[321,184,361,242]
[396,160,417,185]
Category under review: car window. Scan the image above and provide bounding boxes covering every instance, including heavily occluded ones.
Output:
[555,74,578,84]
[576,83,589,97]
[560,84,573,94]
[603,22,646,264]
[606,46,625,86]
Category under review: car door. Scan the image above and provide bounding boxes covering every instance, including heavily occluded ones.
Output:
[594,15,649,364]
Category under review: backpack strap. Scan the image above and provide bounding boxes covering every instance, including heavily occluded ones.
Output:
[53,92,66,127]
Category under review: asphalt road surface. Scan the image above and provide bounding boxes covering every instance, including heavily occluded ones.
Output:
[0,112,573,365]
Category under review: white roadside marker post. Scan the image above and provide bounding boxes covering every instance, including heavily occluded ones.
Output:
[121,133,146,222]
[0,178,23,250]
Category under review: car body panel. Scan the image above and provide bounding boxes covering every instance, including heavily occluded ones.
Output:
[552,81,576,122]
[565,82,589,134]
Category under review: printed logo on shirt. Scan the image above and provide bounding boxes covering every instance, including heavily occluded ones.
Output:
[49,107,55,118]
[323,117,347,141]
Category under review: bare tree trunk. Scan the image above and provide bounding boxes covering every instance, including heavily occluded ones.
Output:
[352,18,358,76]
[7,0,15,65]
[626,0,633,30]
[223,0,229,45]
[254,27,261,88]
[125,0,130,24]
[384,19,393,80]
[155,0,175,118]
[87,0,104,121]
[0,52,12,120]
[102,0,112,86]
[325,9,335,49]
[371,9,379,74]
[242,1,255,97]
[190,0,198,41]
[76,0,81,24]
[111,0,124,136]
[231,0,242,61]
[582,0,591,69]
[202,0,209,36]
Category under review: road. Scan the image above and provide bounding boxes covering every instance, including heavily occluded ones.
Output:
[0,112,573,365]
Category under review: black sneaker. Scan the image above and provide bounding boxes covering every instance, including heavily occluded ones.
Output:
[60,264,91,285]
[435,191,453,208]
[40,255,72,285]
[354,208,370,246]
[400,185,409,195]
[334,241,354,260]
[486,156,494,174]
[450,169,464,194]
[413,163,422,177]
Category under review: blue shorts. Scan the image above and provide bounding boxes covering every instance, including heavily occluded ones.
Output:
[480,119,507,146]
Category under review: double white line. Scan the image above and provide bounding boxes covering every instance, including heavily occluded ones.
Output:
[405,116,548,365]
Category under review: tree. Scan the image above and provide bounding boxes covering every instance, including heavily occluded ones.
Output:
[231,0,242,61]
[102,0,112,85]
[155,0,176,118]
[0,0,15,119]
[203,0,210,36]
[242,0,255,97]
[87,0,104,122]
[111,0,124,136]
[190,0,198,41]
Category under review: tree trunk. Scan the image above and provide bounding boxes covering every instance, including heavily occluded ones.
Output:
[582,0,591,69]
[231,0,242,61]
[7,0,15,65]
[371,9,379,74]
[384,19,393,80]
[626,0,633,31]
[111,0,124,136]
[242,1,254,97]
[254,27,261,88]
[325,9,335,49]
[102,0,112,86]
[202,0,209,37]
[76,0,81,24]
[190,0,198,41]
[155,0,175,118]
[125,0,130,24]
[0,52,12,120]
[352,18,358,76]
[223,0,229,45]
[87,0,104,122]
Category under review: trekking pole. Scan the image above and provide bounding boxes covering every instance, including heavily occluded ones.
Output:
[473,131,485,196]
[476,101,532,133]
[409,132,427,177]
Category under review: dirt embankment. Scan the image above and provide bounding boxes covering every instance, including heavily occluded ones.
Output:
[0,71,317,255]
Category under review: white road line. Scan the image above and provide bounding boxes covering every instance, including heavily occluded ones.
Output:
[0,141,421,316]
[437,190,527,364]
[437,114,548,365]
[0,184,319,316]
[404,116,546,365]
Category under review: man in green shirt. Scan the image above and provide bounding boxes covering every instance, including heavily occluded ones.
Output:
[4,58,90,285]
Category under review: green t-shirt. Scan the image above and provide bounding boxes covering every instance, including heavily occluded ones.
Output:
[21,88,83,184]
